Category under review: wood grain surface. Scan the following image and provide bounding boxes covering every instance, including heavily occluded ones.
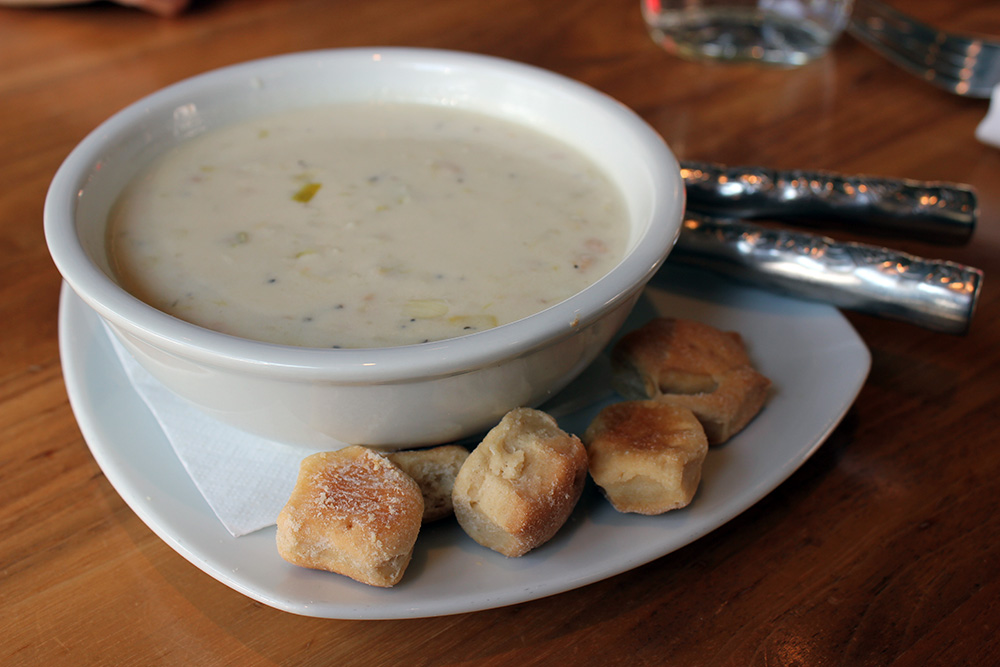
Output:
[2,0,999,664]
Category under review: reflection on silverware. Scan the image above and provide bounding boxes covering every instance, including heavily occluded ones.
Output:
[847,0,1000,98]
[670,214,983,334]
[682,161,978,245]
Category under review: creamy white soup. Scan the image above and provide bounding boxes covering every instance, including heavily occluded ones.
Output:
[107,103,629,348]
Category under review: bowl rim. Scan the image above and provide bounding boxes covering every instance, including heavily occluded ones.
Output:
[44,47,683,383]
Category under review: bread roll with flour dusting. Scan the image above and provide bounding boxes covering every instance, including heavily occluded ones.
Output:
[452,408,588,557]
[584,400,708,514]
[612,318,770,444]
[276,446,423,587]
[387,445,469,523]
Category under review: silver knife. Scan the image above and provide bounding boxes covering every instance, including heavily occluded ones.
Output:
[681,161,978,245]
[670,214,983,334]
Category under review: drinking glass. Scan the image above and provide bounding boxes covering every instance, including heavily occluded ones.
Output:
[641,0,853,66]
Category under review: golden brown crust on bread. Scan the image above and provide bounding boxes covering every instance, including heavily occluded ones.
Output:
[452,407,588,557]
[387,445,469,523]
[584,400,708,514]
[611,318,771,444]
[276,446,423,587]
[653,365,770,444]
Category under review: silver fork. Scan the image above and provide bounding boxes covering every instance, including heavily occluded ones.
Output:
[847,0,1000,98]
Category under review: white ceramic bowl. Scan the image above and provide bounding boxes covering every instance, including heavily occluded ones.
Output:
[45,47,683,449]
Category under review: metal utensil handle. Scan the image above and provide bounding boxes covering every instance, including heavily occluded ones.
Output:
[681,161,978,245]
[671,214,983,334]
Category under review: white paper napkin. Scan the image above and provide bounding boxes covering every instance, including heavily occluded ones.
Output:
[104,325,323,537]
[975,83,1000,148]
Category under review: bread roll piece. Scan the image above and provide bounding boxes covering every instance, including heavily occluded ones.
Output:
[387,445,469,523]
[452,407,588,557]
[276,446,423,587]
[584,400,708,514]
[611,318,770,444]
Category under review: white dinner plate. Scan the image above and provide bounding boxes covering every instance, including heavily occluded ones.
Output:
[58,264,870,619]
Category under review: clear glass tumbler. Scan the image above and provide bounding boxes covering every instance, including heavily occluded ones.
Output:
[641,0,853,66]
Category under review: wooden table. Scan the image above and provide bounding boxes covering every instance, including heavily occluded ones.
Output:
[3,0,998,664]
